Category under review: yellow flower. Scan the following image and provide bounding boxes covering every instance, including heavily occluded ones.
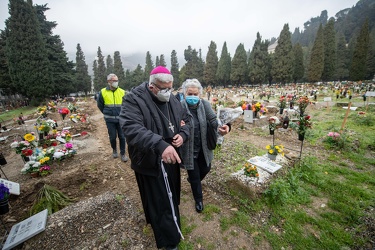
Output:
[269,149,274,154]
[24,133,35,142]
[266,145,271,150]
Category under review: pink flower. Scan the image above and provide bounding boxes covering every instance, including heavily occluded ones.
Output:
[65,143,73,149]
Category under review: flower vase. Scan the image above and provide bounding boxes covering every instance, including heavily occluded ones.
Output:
[61,114,66,120]
[298,132,305,141]
[268,153,277,161]
[253,111,258,119]
[0,199,9,215]
[44,131,49,136]
[39,133,44,140]
[22,155,30,162]
[279,108,284,114]
[269,128,274,135]
[0,153,7,165]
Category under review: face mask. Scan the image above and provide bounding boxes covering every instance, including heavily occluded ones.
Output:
[111,81,119,88]
[156,90,171,102]
[185,96,200,106]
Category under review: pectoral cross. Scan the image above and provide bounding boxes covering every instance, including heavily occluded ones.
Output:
[169,122,175,133]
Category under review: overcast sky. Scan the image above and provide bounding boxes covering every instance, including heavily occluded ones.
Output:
[0,0,359,63]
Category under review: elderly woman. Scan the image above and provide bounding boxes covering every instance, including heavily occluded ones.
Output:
[180,79,230,213]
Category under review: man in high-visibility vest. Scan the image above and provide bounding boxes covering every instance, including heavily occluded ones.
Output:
[97,73,128,162]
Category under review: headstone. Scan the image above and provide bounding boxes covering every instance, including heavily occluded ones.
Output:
[323,97,332,102]
[244,110,253,123]
[248,156,282,174]
[0,179,20,195]
[2,209,48,250]
[56,136,66,144]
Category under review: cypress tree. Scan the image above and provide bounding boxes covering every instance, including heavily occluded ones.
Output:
[184,46,201,80]
[203,41,218,87]
[335,33,349,81]
[159,54,166,67]
[75,43,91,95]
[144,51,154,82]
[249,33,269,85]
[230,43,248,86]
[170,50,180,87]
[216,42,231,87]
[350,19,370,81]
[271,24,294,84]
[95,47,107,91]
[308,24,325,82]
[292,43,305,82]
[113,51,126,89]
[155,56,160,67]
[365,29,375,80]
[322,18,336,81]
[0,30,12,94]
[6,0,53,104]
[106,55,114,75]
[93,60,99,91]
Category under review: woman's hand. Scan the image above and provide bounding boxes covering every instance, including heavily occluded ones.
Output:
[218,124,230,136]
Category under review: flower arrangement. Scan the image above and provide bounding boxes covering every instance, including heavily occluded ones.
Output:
[69,113,88,123]
[68,103,77,113]
[37,106,47,117]
[297,96,310,114]
[243,162,259,177]
[297,115,312,135]
[266,144,284,156]
[24,133,36,143]
[253,102,262,112]
[278,96,287,109]
[57,129,72,142]
[59,108,70,120]
[21,149,33,157]
[21,161,41,174]
[10,140,31,154]
[48,101,57,112]
[0,184,10,201]
[268,117,279,132]
[39,165,51,177]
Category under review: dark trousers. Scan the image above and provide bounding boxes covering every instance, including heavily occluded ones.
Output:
[187,150,211,202]
[105,120,126,155]
[135,163,181,249]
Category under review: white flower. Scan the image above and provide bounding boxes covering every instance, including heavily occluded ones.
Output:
[10,141,19,148]
[53,151,64,159]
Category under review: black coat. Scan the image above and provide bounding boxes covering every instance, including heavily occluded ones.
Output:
[119,82,190,176]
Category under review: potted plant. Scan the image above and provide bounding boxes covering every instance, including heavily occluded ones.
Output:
[297,115,312,141]
[266,144,284,160]
[243,162,259,178]
[0,183,10,214]
[278,96,287,114]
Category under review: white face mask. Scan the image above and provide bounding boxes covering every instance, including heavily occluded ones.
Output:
[111,81,119,88]
[156,90,171,102]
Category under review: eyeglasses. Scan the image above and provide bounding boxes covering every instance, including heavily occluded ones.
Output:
[152,83,173,93]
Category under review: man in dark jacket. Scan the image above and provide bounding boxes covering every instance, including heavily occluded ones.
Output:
[97,73,128,162]
[119,66,190,250]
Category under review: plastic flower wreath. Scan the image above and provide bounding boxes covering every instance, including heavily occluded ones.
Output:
[243,162,259,177]
[266,144,284,156]
[0,184,10,201]
[278,96,287,109]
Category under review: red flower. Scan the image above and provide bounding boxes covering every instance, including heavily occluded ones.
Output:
[51,141,58,146]
[59,108,70,115]
[21,149,33,156]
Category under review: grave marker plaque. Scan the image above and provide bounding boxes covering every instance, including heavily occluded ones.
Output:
[2,209,48,250]
[0,179,20,195]
[244,110,253,123]
[248,156,282,174]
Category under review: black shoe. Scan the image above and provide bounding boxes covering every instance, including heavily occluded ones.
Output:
[195,201,203,213]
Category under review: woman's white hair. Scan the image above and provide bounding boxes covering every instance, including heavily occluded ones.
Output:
[182,79,203,95]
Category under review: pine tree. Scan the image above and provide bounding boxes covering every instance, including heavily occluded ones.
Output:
[292,43,305,82]
[271,24,294,84]
[170,50,180,87]
[308,24,325,82]
[322,18,336,81]
[155,56,160,67]
[197,49,205,82]
[365,29,375,80]
[230,43,248,86]
[335,33,349,81]
[113,51,126,89]
[159,54,166,67]
[216,42,231,87]
[144,51,154,82]
[248,33,269,85]
[203,41,218,87]
[184,46,201,80]
[93,60,99,91]
[95,47,107,91]
[5,0,53,104]
[75,43,91,95]
[106,55,114,75]
[130,64,144,88]
[350,19,370,81]
[0,31,12,94]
